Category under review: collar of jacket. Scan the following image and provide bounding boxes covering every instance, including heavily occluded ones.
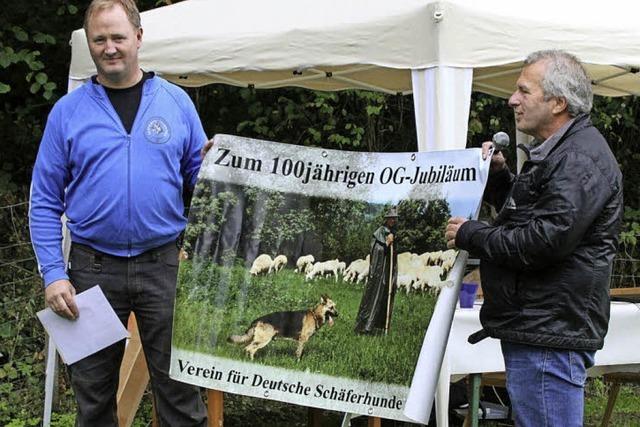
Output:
[525,113,591,162]
[86,71,160,101]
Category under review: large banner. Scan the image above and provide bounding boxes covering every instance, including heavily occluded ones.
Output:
[170,135,489,421]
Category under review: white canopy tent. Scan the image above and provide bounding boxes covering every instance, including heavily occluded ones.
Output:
[62,0,640,424]
[68,0,640,152]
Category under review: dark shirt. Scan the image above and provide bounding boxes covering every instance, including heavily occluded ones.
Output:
[92,71,153,134]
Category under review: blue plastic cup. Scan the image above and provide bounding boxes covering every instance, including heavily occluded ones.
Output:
[459,283,479,308]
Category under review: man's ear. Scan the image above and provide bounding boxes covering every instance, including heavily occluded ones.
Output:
[552,96,568,115]
[136,27,143,48]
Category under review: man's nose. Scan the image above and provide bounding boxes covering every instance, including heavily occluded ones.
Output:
[105,40,117,55]
[508,92,519,108]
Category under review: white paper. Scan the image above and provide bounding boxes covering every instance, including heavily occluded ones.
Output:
[37,285,129,364]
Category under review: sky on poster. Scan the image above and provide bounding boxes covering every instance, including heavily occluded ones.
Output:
[201,135,491,219]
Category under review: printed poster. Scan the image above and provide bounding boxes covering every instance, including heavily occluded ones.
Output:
[170,134,490,421]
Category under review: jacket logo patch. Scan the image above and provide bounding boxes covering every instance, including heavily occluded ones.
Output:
[505,197,517,210]
[144,117,171,144]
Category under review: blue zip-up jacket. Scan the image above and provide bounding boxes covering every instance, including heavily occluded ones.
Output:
[30,75,206,286]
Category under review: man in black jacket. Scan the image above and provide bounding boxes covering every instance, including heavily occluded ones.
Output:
[445,50,623,427]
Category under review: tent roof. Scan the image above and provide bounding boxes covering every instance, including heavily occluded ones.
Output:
[69,0,640,97]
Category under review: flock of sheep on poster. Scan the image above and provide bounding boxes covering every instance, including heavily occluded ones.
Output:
[248,249,459,295]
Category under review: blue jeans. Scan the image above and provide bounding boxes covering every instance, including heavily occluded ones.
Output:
[501,341,594,427]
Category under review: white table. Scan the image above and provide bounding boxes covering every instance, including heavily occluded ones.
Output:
[435,301,640,427]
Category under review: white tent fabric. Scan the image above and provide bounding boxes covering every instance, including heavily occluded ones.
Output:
[68,0,640,151]
[412,67,473,151]
[65,0,640,424]
[68,0,640,153]
[69,0,640,97]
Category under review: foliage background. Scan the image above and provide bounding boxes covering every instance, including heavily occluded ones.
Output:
[1,0,639,425]
[183,180,451,265]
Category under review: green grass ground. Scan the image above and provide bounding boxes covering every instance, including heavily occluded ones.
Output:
[584,379,640,426]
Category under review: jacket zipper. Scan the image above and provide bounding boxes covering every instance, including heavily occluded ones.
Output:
[94,79,155,257]
[127,134,132,257]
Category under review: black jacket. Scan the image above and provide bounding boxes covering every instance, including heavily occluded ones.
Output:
[457,114,623,350]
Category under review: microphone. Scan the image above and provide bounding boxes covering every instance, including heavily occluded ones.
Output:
[492,131,510,152]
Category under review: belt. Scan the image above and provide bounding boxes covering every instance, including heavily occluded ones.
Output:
[71,240,177,269]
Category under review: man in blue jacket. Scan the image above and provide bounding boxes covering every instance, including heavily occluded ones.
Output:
[30,0,209,425]
[445,50,622,427]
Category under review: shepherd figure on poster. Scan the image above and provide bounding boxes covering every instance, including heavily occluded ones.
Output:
[354,207,399,335]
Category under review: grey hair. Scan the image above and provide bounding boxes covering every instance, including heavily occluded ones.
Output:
[524,50,593,116]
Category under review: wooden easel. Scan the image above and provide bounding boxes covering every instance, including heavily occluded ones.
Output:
[117,314,153,427]
[207,390,224,427]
